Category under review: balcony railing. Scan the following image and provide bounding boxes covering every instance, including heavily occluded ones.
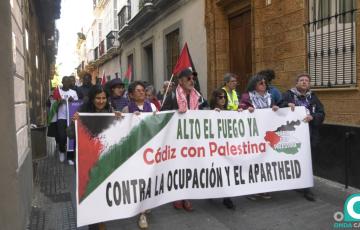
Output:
[94,46,99,60]
[118,5,130,30]
[139,0,154,10]
[99,40,105,57]
[106,31,119,51]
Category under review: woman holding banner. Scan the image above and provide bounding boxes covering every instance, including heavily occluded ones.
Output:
[121,81,158,229]
[210,88,237,209]
[239,73,281,200]
[71,85,122,230]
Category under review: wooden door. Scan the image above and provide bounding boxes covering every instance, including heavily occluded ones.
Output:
[229,9,252,93]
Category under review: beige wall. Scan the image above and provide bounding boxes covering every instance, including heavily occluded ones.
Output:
[0,0,33,229]
[253,0,360,126]
[206,0,360,126]
[12,0,31,174]
[120,0,208,97]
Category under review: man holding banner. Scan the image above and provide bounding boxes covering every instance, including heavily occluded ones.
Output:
[282,73,325,201]
[162,68,200,211]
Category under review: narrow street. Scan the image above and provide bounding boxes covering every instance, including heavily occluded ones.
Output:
[27,149,359,230]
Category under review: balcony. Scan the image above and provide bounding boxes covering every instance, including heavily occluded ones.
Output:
[118,0,181,42]
[118,5,131,31]
[94,46,99,60]
[99,40,105,57]
[106,31,119,51]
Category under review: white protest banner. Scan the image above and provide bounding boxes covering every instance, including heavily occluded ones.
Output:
[76,107,313,226]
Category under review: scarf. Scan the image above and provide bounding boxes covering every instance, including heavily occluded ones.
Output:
[249,91,272,109]
[290,88,312,112]
[176,85,200,112]
[128,100,153,113]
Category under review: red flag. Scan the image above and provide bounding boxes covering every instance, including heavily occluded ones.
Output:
[101,71,106,86]
[172,42,194,75]
[171,42,201,92]
[52,86,61,101]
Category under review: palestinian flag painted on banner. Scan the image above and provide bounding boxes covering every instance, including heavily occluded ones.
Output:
[76,112,174,202]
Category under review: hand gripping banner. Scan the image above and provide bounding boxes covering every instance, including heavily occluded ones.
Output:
[75,108,313,226]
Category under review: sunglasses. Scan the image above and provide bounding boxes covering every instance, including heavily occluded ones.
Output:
[258,80,266,86]
[217,95,226,99]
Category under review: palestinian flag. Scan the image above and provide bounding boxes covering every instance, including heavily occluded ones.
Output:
[76,112,174,202]
[172,42,201,92]
[47,86,62,124]
[123,64,132,89]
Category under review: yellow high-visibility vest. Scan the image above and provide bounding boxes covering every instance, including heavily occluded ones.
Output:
[222,87,239,111]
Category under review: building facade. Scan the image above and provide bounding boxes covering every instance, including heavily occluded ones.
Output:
[117,0,208,95]
[0,0,60,228]
[206,0,359,188]
[77,0,123,83]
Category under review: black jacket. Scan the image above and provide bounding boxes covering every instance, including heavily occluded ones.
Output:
[282,89,325,148]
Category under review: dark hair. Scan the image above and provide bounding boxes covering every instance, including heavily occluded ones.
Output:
[258,69,275,82]
[128,81,146,94]
[79,85,111,112]
[83,73,92,79]
[246,73,268,92]
[210,88,228,110]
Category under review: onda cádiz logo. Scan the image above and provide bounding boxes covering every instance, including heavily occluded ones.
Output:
[333,194,360,228]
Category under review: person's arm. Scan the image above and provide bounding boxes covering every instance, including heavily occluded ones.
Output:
[310,94,325,126]
[281,91,295,110]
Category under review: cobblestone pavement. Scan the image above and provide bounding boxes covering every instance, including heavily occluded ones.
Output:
[28,152,360,230]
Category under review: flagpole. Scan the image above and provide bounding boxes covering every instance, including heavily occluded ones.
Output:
[160,73,174,108]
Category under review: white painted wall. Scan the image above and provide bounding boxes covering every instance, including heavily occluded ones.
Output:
[120,0,208,97]
[99,56,121,80]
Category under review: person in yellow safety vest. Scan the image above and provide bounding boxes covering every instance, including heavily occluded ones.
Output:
[222,73,239,111]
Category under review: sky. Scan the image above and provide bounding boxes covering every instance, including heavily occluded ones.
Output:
[56,0,93,77]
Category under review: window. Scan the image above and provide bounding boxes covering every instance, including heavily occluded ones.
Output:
[114,0,119,30]
[143,43,154,84]
[128,0,132,19]
[307,0,356,87]
[127,54,134,80]
[165,29,180,79]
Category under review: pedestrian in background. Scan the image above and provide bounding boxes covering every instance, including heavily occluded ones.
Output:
[145,85,161,111]
[78,73,93,102]
[57,76,78,164]
[109,78,129,111]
